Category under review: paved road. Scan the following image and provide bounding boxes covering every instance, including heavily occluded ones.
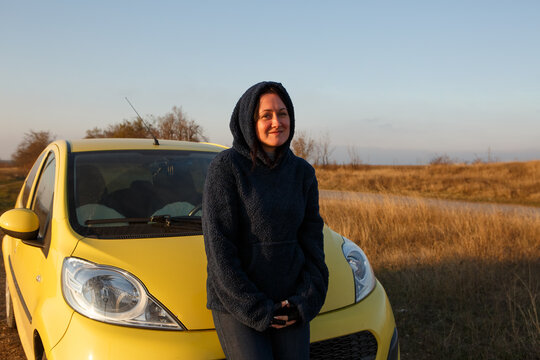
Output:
[320,190,540,218]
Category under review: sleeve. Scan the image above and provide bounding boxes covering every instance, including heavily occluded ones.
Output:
[288,174,329,323]
[202,154,274,332]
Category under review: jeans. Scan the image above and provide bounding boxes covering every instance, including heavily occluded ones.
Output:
[212,310,310,360]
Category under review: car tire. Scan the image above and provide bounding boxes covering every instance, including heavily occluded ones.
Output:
[5,280,16,328]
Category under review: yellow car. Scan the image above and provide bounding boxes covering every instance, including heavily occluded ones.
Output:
[2,138,399,360]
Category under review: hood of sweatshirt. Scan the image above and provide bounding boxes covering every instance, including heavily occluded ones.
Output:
[229,81,295,166]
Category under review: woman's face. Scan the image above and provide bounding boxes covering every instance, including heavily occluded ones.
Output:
[255,93,290,153]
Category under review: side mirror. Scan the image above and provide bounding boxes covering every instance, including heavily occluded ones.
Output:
[0,208,40,241]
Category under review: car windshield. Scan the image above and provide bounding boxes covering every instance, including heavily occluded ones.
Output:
[68,150,216,239]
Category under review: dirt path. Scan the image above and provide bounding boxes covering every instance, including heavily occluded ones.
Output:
[320,190,540,217]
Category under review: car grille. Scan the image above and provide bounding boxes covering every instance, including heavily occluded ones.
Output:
[310,331,378,360]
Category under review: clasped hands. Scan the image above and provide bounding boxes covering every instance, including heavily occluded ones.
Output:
[270,300,299,329]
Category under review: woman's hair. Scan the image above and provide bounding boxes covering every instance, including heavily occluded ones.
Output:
[250,87,288,169]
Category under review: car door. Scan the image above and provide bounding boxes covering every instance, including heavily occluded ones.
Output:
[8,150,56,347]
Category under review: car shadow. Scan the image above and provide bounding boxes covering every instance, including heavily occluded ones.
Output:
[375,257,540,360]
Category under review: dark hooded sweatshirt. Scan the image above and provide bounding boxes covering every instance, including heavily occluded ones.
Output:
[202,81,329,332]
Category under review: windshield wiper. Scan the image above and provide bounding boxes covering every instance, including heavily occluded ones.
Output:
[85,215,200,226]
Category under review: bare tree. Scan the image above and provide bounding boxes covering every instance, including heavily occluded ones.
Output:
[85,127,106,138]
[429,154,454,165]
[155,106,208,142]
[315,131,334,165]
[85,106,207,142]
[291,130,317,163]
[85,119,148,139]
[12,130,54,170]
[347,145,363,167]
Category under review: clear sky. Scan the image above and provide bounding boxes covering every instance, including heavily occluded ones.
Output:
[1,0,539,164]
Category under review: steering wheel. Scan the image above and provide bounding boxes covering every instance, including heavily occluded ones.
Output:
[188,204,202,217]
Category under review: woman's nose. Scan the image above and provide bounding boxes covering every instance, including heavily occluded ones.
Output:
[271,113,280,126]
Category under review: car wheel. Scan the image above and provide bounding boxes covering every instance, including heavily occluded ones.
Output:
[5,280,16,328]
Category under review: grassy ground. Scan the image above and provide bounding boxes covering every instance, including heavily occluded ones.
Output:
[0,168,26,359]
[316,160,540,207]
[1,163,539,359]
[320,196,539,359]
[0,168,24,211]
[0,251,26,360]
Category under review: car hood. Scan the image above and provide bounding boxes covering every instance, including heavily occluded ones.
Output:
[71,226,355,330]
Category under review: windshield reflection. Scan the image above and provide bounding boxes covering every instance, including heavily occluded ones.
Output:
[68,150,216,238]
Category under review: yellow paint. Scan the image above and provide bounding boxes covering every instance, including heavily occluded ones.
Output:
[3,138,398,359]
[46,283,397,360]
[0,208,39,234]
[68,138,223,153]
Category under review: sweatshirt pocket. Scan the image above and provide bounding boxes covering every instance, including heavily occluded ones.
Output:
[247,241,305,300]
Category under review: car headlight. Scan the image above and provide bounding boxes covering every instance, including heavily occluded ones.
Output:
[62,257,184,330]
[341,236,376,303]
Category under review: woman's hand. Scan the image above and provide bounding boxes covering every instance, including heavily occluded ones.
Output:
[270,300,297,329]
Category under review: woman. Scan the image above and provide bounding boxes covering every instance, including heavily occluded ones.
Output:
[202,81,329,359]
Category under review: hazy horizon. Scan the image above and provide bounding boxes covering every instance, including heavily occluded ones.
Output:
[1,137,537,165]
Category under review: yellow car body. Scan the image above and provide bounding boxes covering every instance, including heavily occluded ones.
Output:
[2,138,399,359]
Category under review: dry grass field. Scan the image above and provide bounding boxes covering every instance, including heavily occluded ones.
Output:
[0,167,25,213]
[320,197,539,359]
[0,168,26,359]
[1,161,539,359]
[316,160,540,207]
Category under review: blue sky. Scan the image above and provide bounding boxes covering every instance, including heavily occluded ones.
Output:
[1,0,539,164]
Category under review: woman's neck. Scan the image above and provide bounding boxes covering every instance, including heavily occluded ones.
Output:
[265,150,276,161]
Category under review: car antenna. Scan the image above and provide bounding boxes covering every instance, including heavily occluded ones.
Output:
[125,97,160,146]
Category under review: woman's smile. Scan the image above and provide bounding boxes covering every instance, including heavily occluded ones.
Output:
[256,93,290,154]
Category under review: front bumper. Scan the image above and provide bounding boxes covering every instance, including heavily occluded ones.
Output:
[310,280,398,360]
[49,281,398,359]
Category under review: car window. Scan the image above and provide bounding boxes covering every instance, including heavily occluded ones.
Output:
[68,150,216,239]
[32,153,56,243]
[20,151,47,208]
